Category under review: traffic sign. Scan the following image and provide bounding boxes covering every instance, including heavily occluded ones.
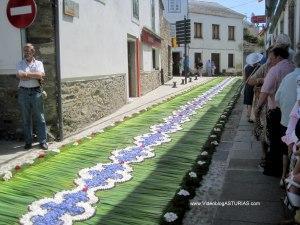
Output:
[6,0,37,29]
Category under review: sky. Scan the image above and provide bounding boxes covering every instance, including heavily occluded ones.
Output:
[200,0,266,21]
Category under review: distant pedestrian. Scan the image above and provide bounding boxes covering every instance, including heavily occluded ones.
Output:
[205,60,212,76]
[196,60,203,77]
[16,43,48,150]
[211,60,216,75]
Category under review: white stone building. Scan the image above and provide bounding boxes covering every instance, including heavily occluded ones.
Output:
[163,0,244,75]
[0,0,172,139]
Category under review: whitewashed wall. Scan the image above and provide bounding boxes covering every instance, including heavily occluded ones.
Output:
[142,44,153,71]
[59,0,161,79]
[0,0,22,74]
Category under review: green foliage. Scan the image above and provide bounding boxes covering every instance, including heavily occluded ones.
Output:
[243,28,259,44]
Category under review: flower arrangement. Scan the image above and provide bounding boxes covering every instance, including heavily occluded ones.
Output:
[16,78,239,225]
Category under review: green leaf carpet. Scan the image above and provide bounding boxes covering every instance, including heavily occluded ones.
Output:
[0,77,242,225]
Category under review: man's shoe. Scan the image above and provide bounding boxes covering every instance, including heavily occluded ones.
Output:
[39,143,48,150]
[24,143,32,150]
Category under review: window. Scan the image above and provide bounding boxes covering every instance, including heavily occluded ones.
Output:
[151,0,155,31]
[194,23,202,38]
[228,26,235,40]
[168,0,180,13]
[228,54,234,68]
[212,24,220,39]
[152,49,159,69]
[132,0,139,21]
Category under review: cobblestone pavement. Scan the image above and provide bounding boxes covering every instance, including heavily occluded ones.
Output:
[184,96,285,225]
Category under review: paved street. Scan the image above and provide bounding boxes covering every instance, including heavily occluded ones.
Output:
[184,95,285,225]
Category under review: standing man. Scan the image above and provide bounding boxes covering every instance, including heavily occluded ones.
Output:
[17,43,48,150]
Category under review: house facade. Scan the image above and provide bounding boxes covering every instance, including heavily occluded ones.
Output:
[163,0,244,75]
[0,0,172,140]
[265,0,300,49]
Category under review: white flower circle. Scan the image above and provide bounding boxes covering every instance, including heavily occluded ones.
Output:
[3,171,12,181]
[197,160,206,166]
[201,151,208,156]
[177,189,190,196]
[211,141,219,146]
[189,172,197,178]
[164,212,178,222]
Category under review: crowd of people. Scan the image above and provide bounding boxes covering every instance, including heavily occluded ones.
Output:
[243,34,300,224]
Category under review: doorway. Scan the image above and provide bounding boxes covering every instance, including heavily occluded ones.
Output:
[172,52,181,76]
[194,53,202,69]
[127,40,138,97]
[211,53,220,75]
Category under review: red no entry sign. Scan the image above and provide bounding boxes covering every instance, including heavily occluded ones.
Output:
[6,0,37,29]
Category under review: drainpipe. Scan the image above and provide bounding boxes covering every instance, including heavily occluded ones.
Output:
[53,0,64,140]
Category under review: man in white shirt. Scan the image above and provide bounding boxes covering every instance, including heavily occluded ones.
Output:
[17,43,48,150]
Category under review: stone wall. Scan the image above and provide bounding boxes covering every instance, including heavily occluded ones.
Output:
[160,6,173,83]
[0,0,59,140]
[140,71,161,95]
[26,0,60,140]
[0,75,21,139]
[61,74,127,137]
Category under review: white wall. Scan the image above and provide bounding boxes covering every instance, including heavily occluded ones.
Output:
[59,0,161,79]
[142,44,153,71]
[0,0,22,75]
[189,13,243,71]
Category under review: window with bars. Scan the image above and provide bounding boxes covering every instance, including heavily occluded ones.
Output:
[212,24,220,40]
[194,23,202,38]
[228,26,235,40]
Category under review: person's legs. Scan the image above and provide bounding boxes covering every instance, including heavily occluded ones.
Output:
[264,108,282,177]
[281,125,289,186]
[246,105,252,118]
[18,88,33,145]
[31,88,47,145]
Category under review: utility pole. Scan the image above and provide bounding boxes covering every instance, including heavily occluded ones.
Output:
[184,16,188,84]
